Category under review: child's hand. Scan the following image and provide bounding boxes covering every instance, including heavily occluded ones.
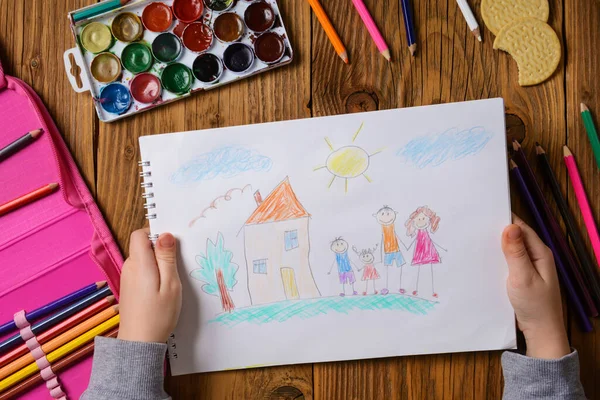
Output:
[501,215,570,359]
[117,229,182,343]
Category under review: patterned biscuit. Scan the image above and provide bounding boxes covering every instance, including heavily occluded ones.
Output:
[493,18,561,86]
[482,0,550,36]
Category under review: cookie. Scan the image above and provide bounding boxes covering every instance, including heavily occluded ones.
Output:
[493,18,561,86]
[481,0,549,36]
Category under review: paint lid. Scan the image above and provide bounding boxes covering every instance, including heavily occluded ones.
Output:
[223,42,255,74]
[99,83,132,115]
[81,22,113,53]
[152,32,183,63]
[111,12,144,42]
[244,2,275,33]
[90,52,122,83]
[192,53,224,84]
[172,0,204,23]
[130,73,162,103]
[213,12,245,43]
[142,2,173,32]
[121,42,153,74]
[203,0,234,12]
[161,63,193,94]
[254,31,285,64]
[182,22,214,53]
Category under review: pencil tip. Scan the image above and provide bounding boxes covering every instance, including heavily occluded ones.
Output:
[49,183,59,190]
[382,49,391,61]
[535,144,545,155]
[97,281,107,288]
[409,44,417,56]
[563,146,572,156]
[512,140,521,150]
[106,295,116,303]
[472,28,482,42]
[114,304,120,311]
[340,51,349,64]
[478,35,482,42]
[30,129,43,138]
[510,159,518,169]
[581,103,589,112]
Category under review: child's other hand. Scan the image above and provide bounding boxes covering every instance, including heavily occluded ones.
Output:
[501,215,570,359]
[118,229,182,343]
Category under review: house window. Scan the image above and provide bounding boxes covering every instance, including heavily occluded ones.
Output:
[284,230,299,251]
[253,259,268,274]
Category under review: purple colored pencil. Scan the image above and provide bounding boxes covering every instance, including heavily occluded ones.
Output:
[0,281,106,337]
[510,160,592,332]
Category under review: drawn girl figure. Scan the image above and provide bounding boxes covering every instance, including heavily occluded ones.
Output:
[352,245,380,295]
[405,206,447,299]
[328,237,358,297]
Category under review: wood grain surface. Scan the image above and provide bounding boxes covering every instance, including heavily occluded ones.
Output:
[1,0,599,398]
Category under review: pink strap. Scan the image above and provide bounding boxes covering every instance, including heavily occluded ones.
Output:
[0,58,6,90]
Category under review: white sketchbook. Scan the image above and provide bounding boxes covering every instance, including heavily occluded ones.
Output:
[139,98,516,375]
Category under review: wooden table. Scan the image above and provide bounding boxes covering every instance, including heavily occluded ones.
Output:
[1,0,599,398]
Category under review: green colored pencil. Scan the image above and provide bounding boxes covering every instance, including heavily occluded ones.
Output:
[581,103,600,169]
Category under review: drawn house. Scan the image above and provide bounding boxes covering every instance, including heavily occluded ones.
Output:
[243,177,321,305]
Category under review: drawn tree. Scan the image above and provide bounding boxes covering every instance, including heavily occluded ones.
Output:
[191,233,238,312]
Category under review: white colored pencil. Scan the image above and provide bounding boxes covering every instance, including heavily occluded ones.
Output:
[456,0,481,42]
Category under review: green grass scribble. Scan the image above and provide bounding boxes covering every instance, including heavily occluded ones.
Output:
[210,294,437,327]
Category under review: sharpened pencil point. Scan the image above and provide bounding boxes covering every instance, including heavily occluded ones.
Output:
[49,183,59,190]
[96,281,107,288]
[536,144,545,155]
[30,129,43,138]
[106,295,116,304]
[409,43,417,56]
[581,103,589,113]
[510,159,518,169]
[472,28,482,42]
[382,49,391,62]
[340,51,349,64]
[512,140,522,151]
[563,146,573,157]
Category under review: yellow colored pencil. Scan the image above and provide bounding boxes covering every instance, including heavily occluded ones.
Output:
[0,305,119,380]
[0,315,120,391]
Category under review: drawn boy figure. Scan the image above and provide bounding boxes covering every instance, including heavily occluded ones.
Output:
[328,237,358,297]
[374,205,407,295]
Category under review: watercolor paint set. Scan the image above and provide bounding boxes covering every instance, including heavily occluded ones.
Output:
[63,0,293,122]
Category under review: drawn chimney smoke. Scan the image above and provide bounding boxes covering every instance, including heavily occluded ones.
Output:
[254,190,263,206]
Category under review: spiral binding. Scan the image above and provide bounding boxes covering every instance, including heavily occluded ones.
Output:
[139,160,158,241]
[168,333,178,359]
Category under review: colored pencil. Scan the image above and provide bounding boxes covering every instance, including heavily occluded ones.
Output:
[536,144,600,308]
[0,305,119,379]
[456,0,481,42]
[0,296,115,369]
[400,0,417,56]
[581,103,600,169]
[0,281,106,337]
[0,315,120,391]
[0,129,42,163]
[306,0,348,64]
[564,146,600,268]
[0,183,59,218]
[0,328,119,400]
[0,286,111,354]
[512,141,597,316]
[351,0,391,61]
[72,0,130,22]
[510,160,592,332]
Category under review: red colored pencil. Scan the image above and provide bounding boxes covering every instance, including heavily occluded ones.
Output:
[0,183,59,217]
[0,296,115,369]
[0,328,119,400]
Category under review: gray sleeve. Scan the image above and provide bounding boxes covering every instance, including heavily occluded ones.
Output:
[502,350,587,400]
[80,337,171,400]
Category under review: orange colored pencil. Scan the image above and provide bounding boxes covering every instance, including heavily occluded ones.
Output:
[0,304,119,379]
[0,296,115,369]
[306,0,348,64]
[0,183,59,217]
[0,328,119,400]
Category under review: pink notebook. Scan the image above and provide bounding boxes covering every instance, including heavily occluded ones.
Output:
[0,59,123,398]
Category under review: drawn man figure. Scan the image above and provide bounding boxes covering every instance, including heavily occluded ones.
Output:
[374,205,407,295]
[328,237,358,297]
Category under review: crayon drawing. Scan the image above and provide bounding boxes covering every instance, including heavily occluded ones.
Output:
[314,122,384,193]
[189,185,253,227]
[171,146,272,184]
[373,205,409,295]
[352,244,381,295]
[242,177,321,305]
[397,126,493,168]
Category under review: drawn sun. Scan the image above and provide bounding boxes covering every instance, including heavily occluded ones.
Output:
[314,122,383,193]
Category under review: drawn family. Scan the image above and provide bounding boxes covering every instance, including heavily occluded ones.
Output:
[328,205,447,299]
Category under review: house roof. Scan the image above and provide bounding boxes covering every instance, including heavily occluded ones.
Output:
[245,177,309,225]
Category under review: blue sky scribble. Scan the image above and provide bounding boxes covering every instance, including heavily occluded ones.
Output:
[396,127,493,168]
[171,146,272,184]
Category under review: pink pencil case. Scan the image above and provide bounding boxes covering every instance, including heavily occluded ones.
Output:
[0,56,123,398]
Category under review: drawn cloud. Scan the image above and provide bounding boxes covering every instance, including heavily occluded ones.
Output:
[396,127,493,169]
[171,146,272,184]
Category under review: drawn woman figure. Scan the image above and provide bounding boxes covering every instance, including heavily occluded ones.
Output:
[352,245,380,295]
[405,206,447,299]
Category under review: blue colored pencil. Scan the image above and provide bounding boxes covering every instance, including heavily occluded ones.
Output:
[510,160,592,332]
[0,282,106,337]
[72,0,130,22]
[400,0,417,56]
[0,286,112,354]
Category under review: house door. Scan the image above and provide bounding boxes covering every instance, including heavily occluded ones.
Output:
[280,268,299,300]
